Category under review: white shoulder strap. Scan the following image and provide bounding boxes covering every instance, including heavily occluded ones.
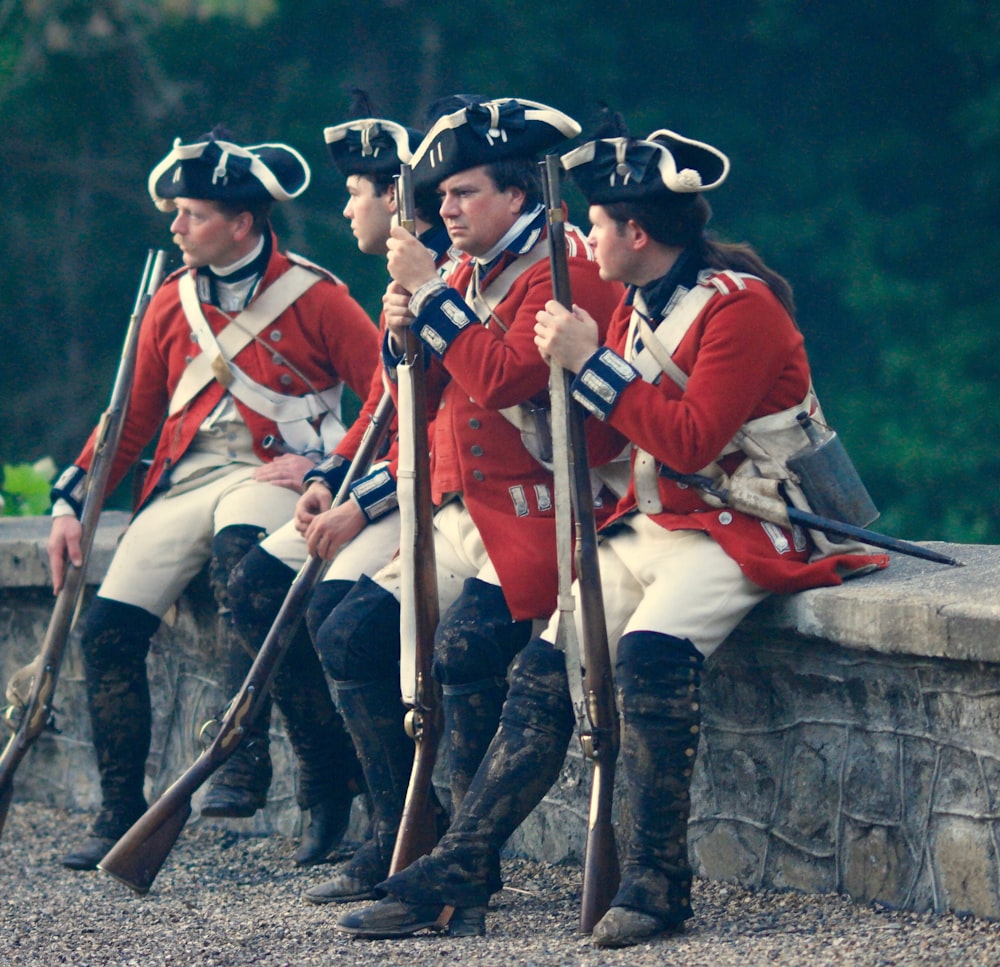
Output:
[470,242,555,449]
[169,265,320,415]
[630,271,768,509]
[628,271,757,388]
[465,243,550,332]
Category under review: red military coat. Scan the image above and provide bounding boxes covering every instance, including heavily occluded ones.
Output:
[585,275,888,594]
[398,217,624,620]
[309,234,460,515]
[74,233,379,508]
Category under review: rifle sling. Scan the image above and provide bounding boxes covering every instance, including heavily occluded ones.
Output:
[395,358,422,708]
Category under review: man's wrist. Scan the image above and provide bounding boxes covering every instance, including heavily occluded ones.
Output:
[408,278,448,316]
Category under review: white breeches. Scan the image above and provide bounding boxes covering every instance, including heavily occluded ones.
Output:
[542,514,769,659]
[369,498,501,618]
[259,510,402,583]
[98,464,300,617]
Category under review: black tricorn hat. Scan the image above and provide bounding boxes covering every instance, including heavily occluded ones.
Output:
[148,134,311,212]
[562,131,729,205]
[409,97,581,192]
[323,118,423,178]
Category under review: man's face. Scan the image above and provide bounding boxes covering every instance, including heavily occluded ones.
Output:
[587,204,636,284]
[437,166,524,257]
[169,197,248,269]
[343,174,395,255]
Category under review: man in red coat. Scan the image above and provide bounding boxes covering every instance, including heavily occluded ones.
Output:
[335,130,887,944]
[303,97,624,907]
[46,128,379,871]
[220,112,453,863]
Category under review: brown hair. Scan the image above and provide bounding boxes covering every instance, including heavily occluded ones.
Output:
[215,197,273,235]
[604,194,796,318]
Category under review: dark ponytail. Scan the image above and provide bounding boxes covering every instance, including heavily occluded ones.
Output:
[604,194,796,319]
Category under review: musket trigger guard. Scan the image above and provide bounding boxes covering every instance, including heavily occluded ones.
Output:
[2,703,20,732]
[198,716,221,747]
[403,707,423,741]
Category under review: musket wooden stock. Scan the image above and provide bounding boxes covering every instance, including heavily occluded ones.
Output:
[0,249,168,840]
[540,155,620,934]
[389,163,444,875]
[98,392,395,893]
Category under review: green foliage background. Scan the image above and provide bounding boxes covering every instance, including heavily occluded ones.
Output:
[1,1,997,541]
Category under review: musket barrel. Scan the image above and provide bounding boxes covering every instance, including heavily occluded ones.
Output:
[0,250,168,841]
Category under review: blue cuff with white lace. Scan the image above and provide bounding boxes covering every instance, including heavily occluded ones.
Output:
[50,465,87,519]
[571,348,640,422]
[303,453,349,494]
[350,465,398,522]
[413,288,477,359]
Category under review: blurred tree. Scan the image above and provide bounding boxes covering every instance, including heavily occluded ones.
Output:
[0,0,996,541]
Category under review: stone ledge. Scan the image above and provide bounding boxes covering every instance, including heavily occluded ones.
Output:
[5,515,1000,919]
[4,516,990,661]
[0,511,131,589]
[748,542,1000,662]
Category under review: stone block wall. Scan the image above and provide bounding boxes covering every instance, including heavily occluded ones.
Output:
[2,514,999,919]
[0,513,310,842]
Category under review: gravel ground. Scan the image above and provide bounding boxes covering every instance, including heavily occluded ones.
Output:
[2,803,999,966]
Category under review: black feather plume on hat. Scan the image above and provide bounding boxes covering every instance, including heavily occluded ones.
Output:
[346,86,378,119]
[591,104,631,140]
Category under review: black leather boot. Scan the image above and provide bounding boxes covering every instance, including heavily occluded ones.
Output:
[339,638,574,935]
[434,578,529,815]
[592,631,704,948]
[440,676,506,815]
[199,644,273,818]
[61,597,160,870]
[305,678,414,903]
[228,547,361,865]
[201,525,274,819]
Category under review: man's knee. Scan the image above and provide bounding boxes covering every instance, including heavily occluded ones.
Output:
[209,524,267,611]
[80,598,160,671]
[305,580,356,645]
[433,578,530,686]
[226,543,296,635]
[312,575,400,682]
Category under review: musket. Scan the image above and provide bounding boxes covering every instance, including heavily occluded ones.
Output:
[660,469,964,567]
[98,391,396,894]
[540,154,621,933]
[0,249,168,839]
[390,162,444,875]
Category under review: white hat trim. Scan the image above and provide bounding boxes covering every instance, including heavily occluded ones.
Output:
[562,135,729,194]
[645,129,730,191]
[322,118,414,163]
[148,138,311,212]
[409,98,581,171]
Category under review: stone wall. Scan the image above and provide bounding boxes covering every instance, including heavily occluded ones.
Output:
[0,513,308,841]
[2,514,998,918]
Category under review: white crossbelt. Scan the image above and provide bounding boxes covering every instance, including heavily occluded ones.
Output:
[170,268,345,454]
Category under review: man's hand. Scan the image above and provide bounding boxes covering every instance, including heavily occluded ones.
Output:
[305,501,367,560]
[47,515,83,595]
[534,299,601,373]
[382,281,417,352]
[386,224,437,293]
[295,481,333,535]
[252,453,315,493]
